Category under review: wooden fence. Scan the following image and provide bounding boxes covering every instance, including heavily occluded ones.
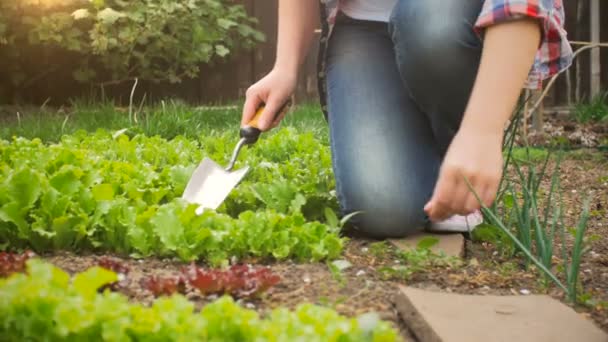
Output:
[2,0,606,106]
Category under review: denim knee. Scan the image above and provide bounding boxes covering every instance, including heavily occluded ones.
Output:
[388,0,483,71]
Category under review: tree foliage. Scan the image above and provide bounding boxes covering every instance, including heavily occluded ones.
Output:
[0,0,264,88]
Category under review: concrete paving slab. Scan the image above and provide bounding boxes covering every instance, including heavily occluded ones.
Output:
[390,232,465,258]
[395,286,608,342]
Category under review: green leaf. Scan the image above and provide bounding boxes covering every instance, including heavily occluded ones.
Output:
[97,8,126,24]
[340,211,362,228]
[92,184,115,201]
[324,207,338,228]
[417,237,439,250]
[217,18,237,30]
[90,0,106,9]
[71,9,90,20]
[150,203,184,252]
[27,258,71,288]
[72,266,118,298]
[0,202,28,234]
[50,168,82,195]
[215,44,229,57]
[6,168,42,207]
[289,194,306,214]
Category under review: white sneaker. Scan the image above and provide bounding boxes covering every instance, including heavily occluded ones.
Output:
[426,210,483,233]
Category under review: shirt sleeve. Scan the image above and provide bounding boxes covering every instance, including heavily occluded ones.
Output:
[474,0,573,89]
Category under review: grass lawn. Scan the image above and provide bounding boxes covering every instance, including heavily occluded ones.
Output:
[0,99,328,142]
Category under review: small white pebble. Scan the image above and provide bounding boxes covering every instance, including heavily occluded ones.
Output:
[246,303,256,309]
[520,289,531,295]
[357,313,380,332]
[356,270,366,277]
[332,260,352,271]
[362,247,369,253]
[571,190,577,194]
[394,260,401,264]
[584,269,592,274]
[117,273,126,281]
[303,276,311,283]
[138,260,144,263]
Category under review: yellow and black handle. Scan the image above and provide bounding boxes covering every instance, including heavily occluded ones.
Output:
[240,99,292,145]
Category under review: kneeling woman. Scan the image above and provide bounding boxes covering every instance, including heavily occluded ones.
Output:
[241,0,572,238]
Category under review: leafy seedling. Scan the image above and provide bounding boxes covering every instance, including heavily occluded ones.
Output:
[327,261,348,288]
[378,238,461,281]
[369,241,391,259]
[96,256,130,291]
[182,263,280,298]
[141,274,187,297]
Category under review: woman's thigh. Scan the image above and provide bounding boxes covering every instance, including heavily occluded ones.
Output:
[325,14,440,238]
[388,0,484,155]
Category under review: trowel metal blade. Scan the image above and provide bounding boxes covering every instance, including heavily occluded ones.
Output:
[182,157,249,213]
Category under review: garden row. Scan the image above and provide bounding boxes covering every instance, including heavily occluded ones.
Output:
[0,129,341,265]
[0,128,402,340]
[0,257,397,341]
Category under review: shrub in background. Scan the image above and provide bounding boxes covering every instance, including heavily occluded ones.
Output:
[573,91,608,123]
[0,0,264,94]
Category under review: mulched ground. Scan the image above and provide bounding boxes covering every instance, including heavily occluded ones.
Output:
[521,107,608,148]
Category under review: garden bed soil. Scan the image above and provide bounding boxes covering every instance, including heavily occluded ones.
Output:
[38,155,608,341]
[522,107,608,148]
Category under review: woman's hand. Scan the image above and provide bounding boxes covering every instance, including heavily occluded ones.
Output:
[425,18,541,221]
[242,1,318,130]
[241,68,297,131]
[424,129,503,221]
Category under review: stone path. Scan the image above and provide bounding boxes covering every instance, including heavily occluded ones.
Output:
[394,286,608,342]
[390,232,465,258]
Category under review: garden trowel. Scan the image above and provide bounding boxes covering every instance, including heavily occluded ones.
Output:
[182,100,291,214]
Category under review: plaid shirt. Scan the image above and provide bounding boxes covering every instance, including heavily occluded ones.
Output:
[316,0,573,115]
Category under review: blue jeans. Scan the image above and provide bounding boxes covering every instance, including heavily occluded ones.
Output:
[325,1,484,238]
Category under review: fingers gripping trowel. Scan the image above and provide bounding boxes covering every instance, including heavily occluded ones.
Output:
[182,101,291,214]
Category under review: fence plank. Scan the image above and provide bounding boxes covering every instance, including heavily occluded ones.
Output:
[590,0,601,98]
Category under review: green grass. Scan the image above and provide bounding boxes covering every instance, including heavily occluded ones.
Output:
[572,90,608,123]
[508,147,549,163]
[0,99,328,142]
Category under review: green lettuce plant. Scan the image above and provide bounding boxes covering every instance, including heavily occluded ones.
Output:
[0,259,399,341]
[0,129,342,265]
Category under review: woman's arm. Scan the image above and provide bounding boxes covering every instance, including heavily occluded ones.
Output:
[462,18,541,136]
[274,0,319,78]
[241,0,319,130]
[425,18,541,221]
